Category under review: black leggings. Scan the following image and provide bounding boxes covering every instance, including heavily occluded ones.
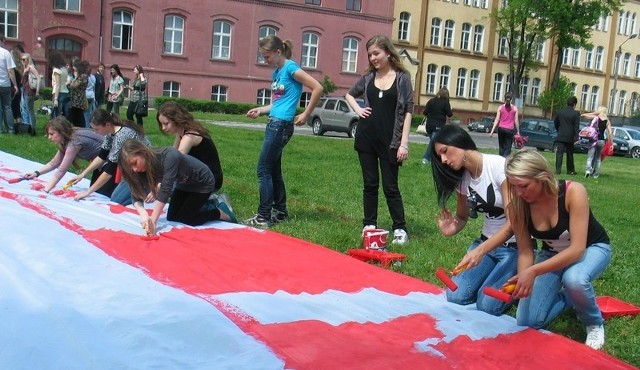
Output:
[167,189,220,226]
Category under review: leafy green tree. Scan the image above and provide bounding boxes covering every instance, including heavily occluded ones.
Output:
[536,76,574,117]
[321,76,337,96]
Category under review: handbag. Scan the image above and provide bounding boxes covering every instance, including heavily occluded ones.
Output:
[135,99,148,117]
[28,72,38,90]
[601,140,614,161]
[416,118,427,135]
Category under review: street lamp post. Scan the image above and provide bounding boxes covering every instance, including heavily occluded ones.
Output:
[610,33,638,115]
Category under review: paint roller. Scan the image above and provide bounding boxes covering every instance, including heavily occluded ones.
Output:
[435,263,468,291]
[483,282,517,303]
[8,177,27,184]
[51,180,77,195]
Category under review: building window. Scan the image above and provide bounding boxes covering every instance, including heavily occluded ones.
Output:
[112,10,133,50]
[443,20,455,48]
[342,37,358,73]
[481,0,489,8]
[562,48,570,65]
[493,73,504,101]
[635,55,640,77]
[398,12,410,42]
[55,0,80,12]
[469,69,480,98]
[520,76,529,104]
[163,81,180,97]
[530,78,541,105]
[595,46,604,71]
[305,0,321,5]
[473,25,484,52]
[430,18,441,46]
[346,0,361,11]
[257,88,271,105]
[617,90,627,115]
[497,33,508,56]
[456,68,467,97]
[211,85,227,102]
[460,23,471,51]
[631,92,639,115]
[623,52,631,76]
[426,64,438,94]
[300,92,311,108]
[535,42,545,61]
[212,20,232,59]
[0,1,17,39]
[439,66,451,90]
[580,85,590,110]
[571,48,580,67]
[301,32,319,68]
[163,15,184,55]
[257,26,278,64]
[590,86,599,112]
[585,47,594,69]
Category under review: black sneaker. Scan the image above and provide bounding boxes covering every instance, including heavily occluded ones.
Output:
[244,214,271,228]
[270,210,288,224]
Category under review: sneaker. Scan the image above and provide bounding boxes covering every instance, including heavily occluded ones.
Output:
[217,199,237,224]
[421,158,429,165]
[391,229,409,245]
[585,325,605,350]
[585,170,591,178]
[362,224,376,237]
[244,214,270,228]
[218,192,233,212]
[270,210,288,224]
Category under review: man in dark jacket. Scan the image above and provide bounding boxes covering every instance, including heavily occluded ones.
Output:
[553,96,580,175]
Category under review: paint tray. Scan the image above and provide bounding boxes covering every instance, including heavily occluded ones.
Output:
[596,296,640,319]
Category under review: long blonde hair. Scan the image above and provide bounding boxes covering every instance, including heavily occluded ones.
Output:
[505,149,559,226]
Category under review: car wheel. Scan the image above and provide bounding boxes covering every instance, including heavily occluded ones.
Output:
[632,146,640,159]
[349,122,358,138]
[312,118,324,136]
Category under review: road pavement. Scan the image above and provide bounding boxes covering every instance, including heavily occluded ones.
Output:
[207,121,498,150]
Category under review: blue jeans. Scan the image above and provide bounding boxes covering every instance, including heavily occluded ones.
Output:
[516,242,611,328]
[0,86,14,133]
[256,117,294,218]
[110,180,132,206]
[446,238,519,316]
[422,131,437,162]
[585,140,605,176]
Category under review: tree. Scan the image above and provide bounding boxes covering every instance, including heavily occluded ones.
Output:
[536,76,574,117]
[321,75,337,96]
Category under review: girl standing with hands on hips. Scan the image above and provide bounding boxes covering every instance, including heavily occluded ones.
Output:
[504,149,611,350]
[245,35,322,227]
[345,35,413,245]
[489,93,519,157]
[118,139,236,235]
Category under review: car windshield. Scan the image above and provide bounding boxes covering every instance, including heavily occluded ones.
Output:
[627,129,640,140]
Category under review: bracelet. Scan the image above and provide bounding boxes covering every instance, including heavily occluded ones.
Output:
[400,145,409,150]
[34,170,40,177]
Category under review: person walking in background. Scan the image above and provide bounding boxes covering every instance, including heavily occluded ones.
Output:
[22,117,106,194]
[581,106,613,179]
[126,64,147,125]
[106,64,125,115]
[117,140,236,236]
[157,100,224,192]
[345,35,413,245]
[9,44,24,133]
[20,52,40,136]
[93,63,106,108]
[489,93,519,157]
[553,96,580,175]
[421,87,453,165]
[84,61,97,127]
[245,35,322,227]
[67,58,88,128]
[504,149,611,350]
[429,124,518,316]
[49,50,68,119]
[0,33,18,134]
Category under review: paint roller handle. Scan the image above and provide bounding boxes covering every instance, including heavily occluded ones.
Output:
[435,267,458,292]
[452,263,468,276]
[483,287,513,303]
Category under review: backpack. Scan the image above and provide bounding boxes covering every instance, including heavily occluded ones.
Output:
[579,118,599,141]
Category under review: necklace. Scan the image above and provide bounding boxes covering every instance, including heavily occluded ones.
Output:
[377,72,394,98]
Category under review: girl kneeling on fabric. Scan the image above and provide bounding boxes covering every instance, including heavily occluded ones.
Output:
[118,139,236,235]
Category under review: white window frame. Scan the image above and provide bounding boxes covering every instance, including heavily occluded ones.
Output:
[530,78,541,105]
[469,69,480,99]
[112,10,133,50]
[590,86,599,112]
[342,37,358,73]
[212,20,232,60]
[301,32,319,68]
[426,64,438,94]
[211,85,227,102]
[163,81,180,97]
[55,0,80,12]
[456,68,467,97]
[493,73,504,101]
[0,0,18,38]
[444,20,455,48]
[439,66,451,91]
[163,14,184,55]
[595,46,604,71]
[581,85,590,111]
[460,23,471,51]
[430,18,442,46]
[398,12,410,41]
[257,88,271,105]
[473,25,484,52]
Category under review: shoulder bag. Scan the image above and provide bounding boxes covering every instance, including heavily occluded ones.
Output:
[135,80,149,117]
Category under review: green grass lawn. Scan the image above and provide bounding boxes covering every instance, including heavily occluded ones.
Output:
[2,108,639,367]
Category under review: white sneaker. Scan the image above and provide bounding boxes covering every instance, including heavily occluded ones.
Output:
[362,224,376,237]
[392,229,408,245]
[585,325,605,350]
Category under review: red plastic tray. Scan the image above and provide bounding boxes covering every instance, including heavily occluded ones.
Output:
[596,296,640,319]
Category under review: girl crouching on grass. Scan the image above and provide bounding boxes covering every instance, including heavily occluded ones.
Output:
[117,139,236,235]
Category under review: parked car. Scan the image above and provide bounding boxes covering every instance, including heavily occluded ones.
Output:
[308,97,364,138]
[468,117,493,133]
[612,126,640,158]
[518,118,558,152]
[576,122,630,157]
